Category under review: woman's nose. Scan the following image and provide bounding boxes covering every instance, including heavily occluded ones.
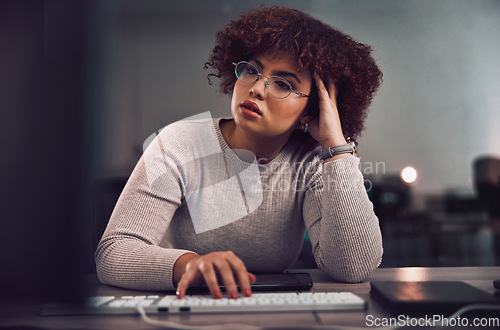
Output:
[249,77,267,99]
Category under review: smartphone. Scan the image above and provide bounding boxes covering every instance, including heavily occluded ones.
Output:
[186,272,313,294]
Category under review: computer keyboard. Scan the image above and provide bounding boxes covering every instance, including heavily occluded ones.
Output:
[82,292,366,314]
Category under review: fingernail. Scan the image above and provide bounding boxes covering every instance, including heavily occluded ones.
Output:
[176,290,182,299]
[214,290,222,299]
[230,291,238,299]
[244,289,251,297]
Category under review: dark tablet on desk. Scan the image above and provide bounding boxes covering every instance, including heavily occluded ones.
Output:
[186,272,313,294]
[370,281,500,316]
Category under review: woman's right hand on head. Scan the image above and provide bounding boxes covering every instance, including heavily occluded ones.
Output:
[173,251,257,299]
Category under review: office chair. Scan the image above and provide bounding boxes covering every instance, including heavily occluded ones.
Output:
[473,155,500,264]
[474,156,500,216]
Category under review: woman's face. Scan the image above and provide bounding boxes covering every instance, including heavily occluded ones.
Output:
[230,52,312,140]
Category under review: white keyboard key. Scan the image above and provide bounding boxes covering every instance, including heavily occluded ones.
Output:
[139,300,154,307]
[108,300,126,308]
[123,300,139,307]
[87,296,115,307]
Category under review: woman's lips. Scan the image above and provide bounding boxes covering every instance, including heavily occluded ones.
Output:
[240,100,262,118]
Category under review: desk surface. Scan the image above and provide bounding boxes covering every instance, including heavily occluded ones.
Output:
[1,266,499,329]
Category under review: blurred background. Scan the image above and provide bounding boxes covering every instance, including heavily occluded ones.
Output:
[84,0,500,268]
[4,2,499,302]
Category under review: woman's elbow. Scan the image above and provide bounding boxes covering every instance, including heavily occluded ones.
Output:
[94,242,120,286]
[319,250,383,283]
[95,252,111,285]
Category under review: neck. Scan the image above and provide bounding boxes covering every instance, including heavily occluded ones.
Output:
[220,120,291,163]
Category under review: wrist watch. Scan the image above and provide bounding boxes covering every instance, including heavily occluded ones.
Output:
[319,138,357,160]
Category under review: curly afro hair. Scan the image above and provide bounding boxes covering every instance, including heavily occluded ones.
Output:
[205,5,382,140]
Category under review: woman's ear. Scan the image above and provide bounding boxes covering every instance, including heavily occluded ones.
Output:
[295,113,314,130]
[299,113,314,125]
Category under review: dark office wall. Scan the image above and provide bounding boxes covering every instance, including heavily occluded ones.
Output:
[0,0,89,303]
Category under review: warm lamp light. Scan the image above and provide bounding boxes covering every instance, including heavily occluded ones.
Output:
[401,166,417,184]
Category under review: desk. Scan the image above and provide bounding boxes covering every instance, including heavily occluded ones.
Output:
[1,267,498,329]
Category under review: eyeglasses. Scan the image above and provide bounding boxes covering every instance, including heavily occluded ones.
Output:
[233,61,309,99]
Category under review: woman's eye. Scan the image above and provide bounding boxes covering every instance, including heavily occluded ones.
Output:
[245,67,258,76]
[274,80,291,91]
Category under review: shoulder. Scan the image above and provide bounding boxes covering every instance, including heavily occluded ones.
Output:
[143,113,222,158]
[140,115,224,194]
[157,115,218,147]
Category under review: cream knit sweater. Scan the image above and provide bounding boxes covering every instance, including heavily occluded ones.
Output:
[95,117,383,291]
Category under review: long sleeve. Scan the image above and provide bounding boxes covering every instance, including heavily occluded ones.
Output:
[95,133,194,291]
[302,155,383,282]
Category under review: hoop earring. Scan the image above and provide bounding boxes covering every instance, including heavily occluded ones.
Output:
[302,122,309,133]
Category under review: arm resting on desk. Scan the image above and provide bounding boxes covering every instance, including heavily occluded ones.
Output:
[304,155,383,282]
[94,150,194,291]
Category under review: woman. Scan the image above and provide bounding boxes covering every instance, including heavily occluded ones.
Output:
[96,6,383,300]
